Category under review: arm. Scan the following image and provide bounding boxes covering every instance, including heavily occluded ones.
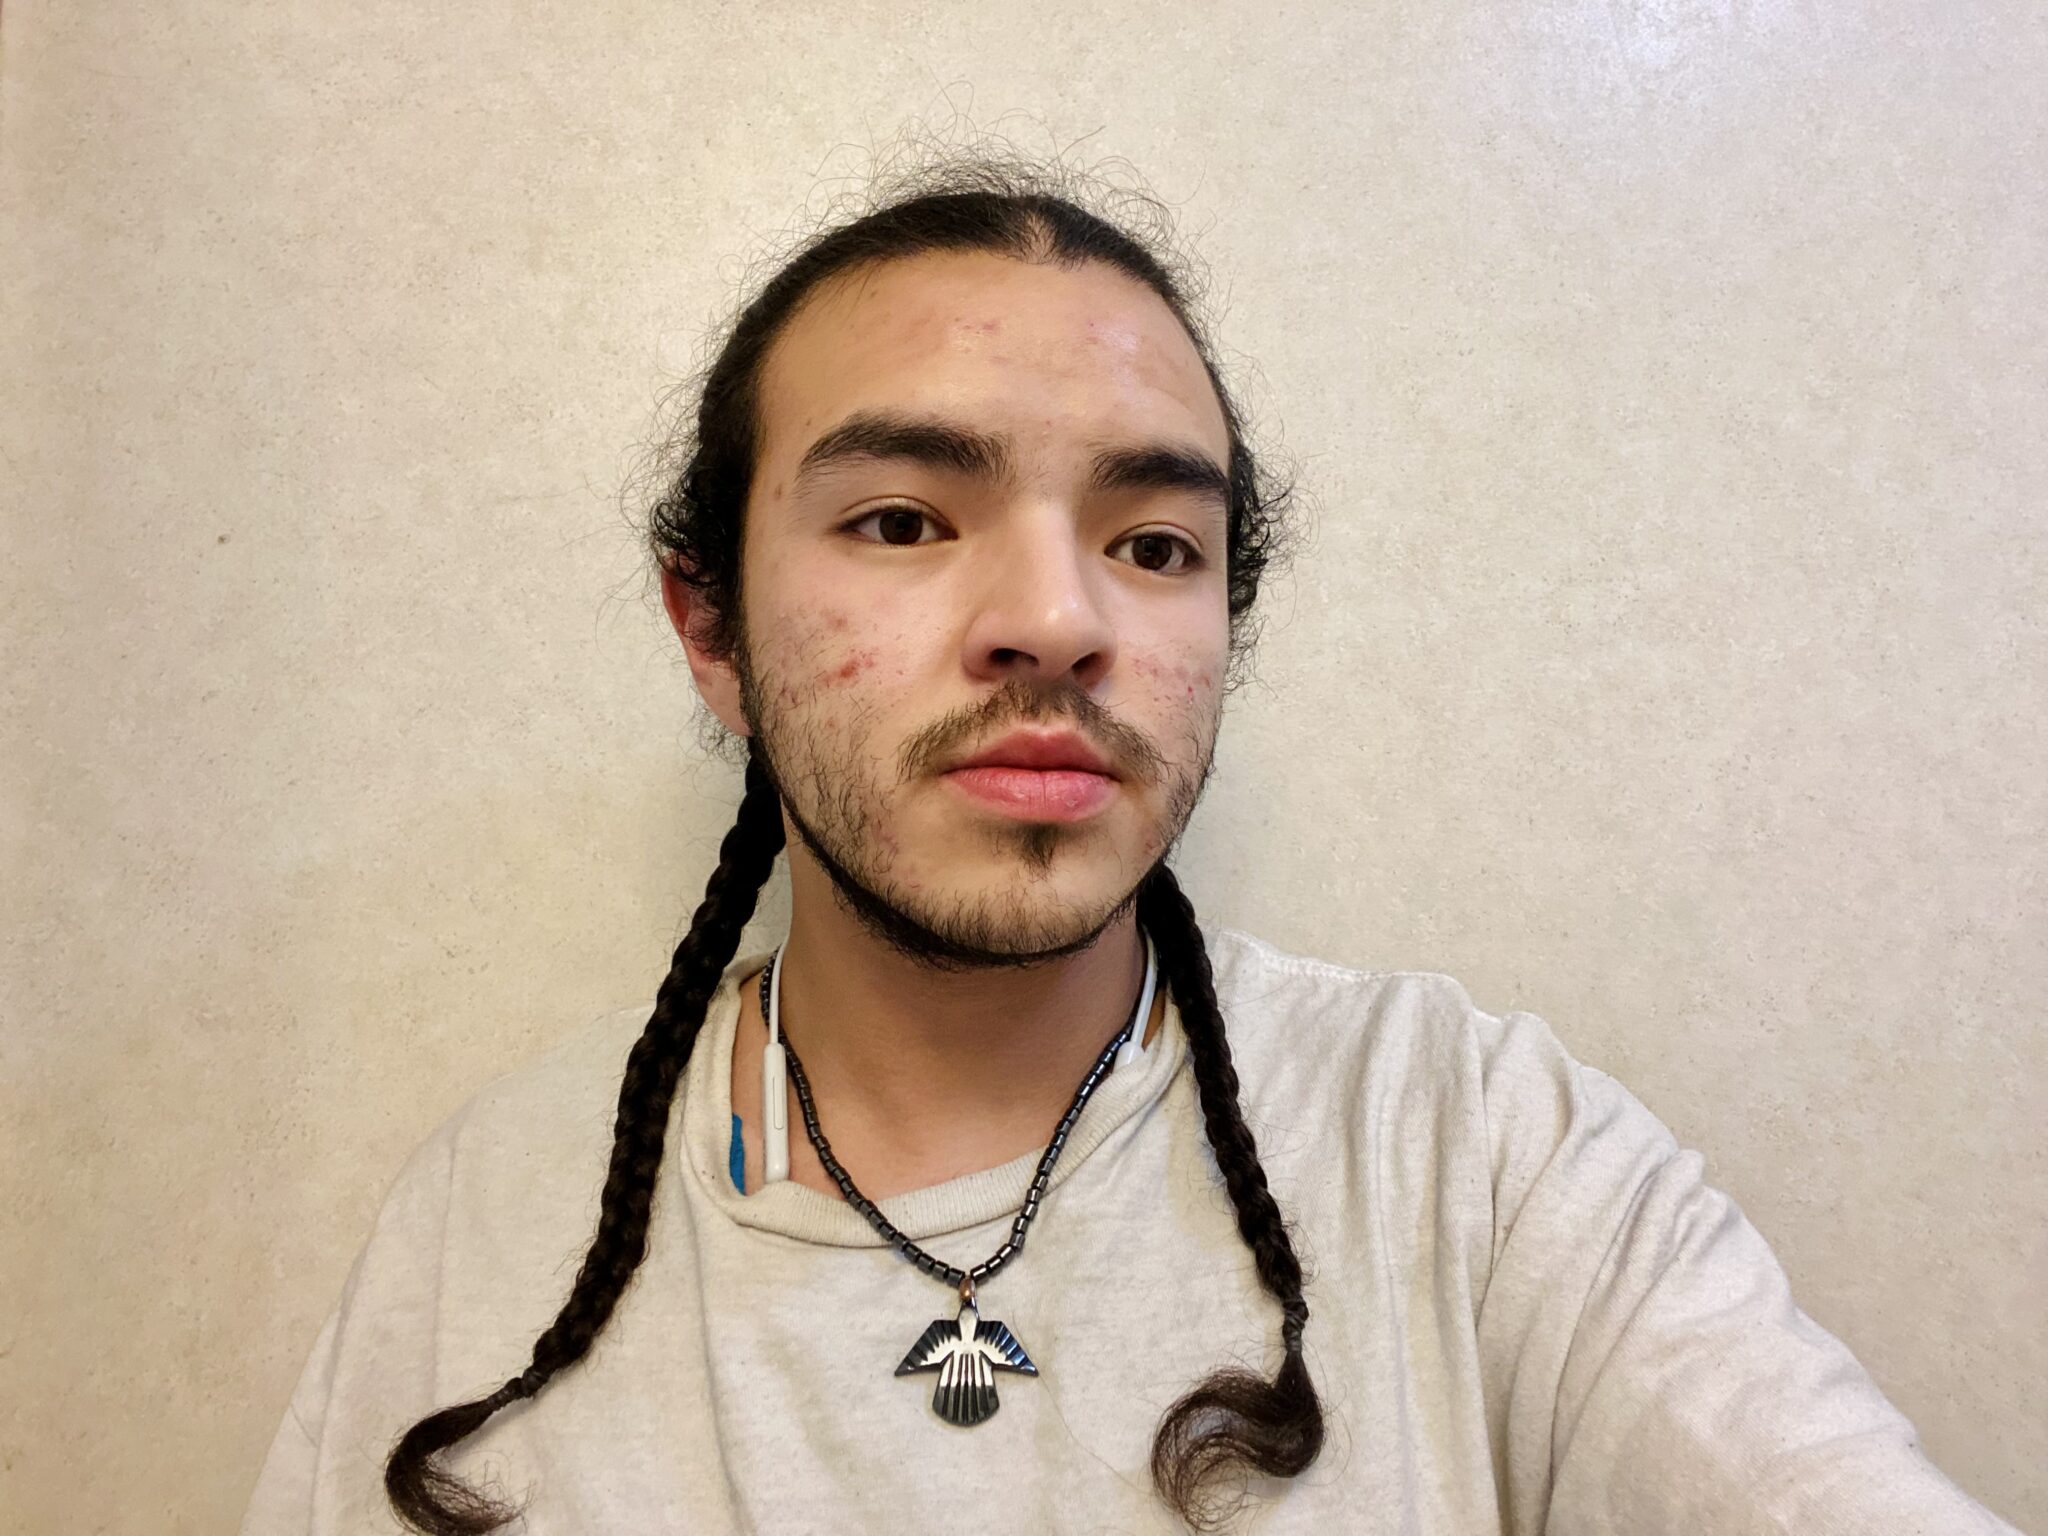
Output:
[1472,1005,2023,1536]
[239,1308,337,1535]
[237,1116,463,1536]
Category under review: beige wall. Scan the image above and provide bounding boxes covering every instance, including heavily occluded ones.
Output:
[4,2,2042,1531]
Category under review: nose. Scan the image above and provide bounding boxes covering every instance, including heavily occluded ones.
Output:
[959,502,1116,692]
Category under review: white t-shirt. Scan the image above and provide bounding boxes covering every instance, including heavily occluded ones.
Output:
[240,926,2022,1534]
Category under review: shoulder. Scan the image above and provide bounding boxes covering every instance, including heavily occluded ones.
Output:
[310,1003,671,1400]
[449,1001,655,1160]
[315,998,673,1346]
[1199,924,1648,1179]
[401,1001,664,1264]
[253,1002,672,1527]
[1201,923,1504,1098]
[1207,920,1611,1070]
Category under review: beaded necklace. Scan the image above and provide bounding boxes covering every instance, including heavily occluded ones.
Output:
[757,958,1143,1426]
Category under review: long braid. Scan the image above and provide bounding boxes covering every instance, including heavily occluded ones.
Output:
[384,751,786,1536]
[1139,864,1324,1532]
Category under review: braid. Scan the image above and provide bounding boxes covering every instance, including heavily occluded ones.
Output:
[383,751,786,1536]
[378,760,1316,1533]
[1139,865,1324,1533]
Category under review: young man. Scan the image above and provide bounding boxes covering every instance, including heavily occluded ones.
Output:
[243,173,2021,1534]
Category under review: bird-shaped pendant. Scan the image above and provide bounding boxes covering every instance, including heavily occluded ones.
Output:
[894,1296,1038,1426]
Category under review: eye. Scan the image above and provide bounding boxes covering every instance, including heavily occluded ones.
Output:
[842,504,946,546]
[1113,531,1203,575]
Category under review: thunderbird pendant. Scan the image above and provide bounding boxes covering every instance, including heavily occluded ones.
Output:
[894,1292,1038,1426]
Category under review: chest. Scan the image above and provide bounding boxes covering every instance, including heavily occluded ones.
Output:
[447,1108,1504,1534]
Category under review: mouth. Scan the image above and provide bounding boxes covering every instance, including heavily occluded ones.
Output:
[941,729,1121,822]
[941,765,1119,822]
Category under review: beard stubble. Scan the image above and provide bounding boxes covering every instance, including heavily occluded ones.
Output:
[730,632,1218,972]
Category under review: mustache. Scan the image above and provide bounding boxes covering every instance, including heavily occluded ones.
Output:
[898,677,1166,784]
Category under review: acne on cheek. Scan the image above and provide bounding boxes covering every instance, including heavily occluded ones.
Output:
[787,610,873,686]
[801,607,925,692]
[823,648,879,684]
[772,609,864,693]
[1130,653,1217,701]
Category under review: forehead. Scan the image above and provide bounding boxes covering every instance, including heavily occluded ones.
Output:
[753,250,1230,477]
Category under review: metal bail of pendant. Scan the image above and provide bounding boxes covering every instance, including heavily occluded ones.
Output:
[958,1272,977,1309]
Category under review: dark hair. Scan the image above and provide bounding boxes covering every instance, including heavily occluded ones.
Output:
[387,143,1319,1535]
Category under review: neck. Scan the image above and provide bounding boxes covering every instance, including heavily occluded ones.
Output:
[760,858,1153,1196]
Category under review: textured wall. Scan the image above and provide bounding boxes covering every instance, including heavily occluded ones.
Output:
[3,2,2041,1531]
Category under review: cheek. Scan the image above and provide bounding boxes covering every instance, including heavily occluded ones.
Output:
[781,604,916,713]
[824,646,878,684]
[1129,652,1219,706]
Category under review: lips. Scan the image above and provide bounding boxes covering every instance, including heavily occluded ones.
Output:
[947,730,1116,778]
[943,766,1119,821]
[942,730,1120,823]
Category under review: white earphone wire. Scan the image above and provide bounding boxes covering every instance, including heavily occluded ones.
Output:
[762,938,791,1184]
[1114,929,1158,1070]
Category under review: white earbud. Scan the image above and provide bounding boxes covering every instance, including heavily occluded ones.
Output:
[762,938,791,1185]
[1114,930,1158,1071]
[759,931,1157,1186]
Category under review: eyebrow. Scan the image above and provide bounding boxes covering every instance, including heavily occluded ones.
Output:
[789,408,1231,517]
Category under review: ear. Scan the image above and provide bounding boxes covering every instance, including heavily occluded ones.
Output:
[660,562,751,739]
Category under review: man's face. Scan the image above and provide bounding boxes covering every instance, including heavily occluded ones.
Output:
[707,249,1233,966]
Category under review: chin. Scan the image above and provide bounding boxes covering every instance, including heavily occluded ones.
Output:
[916,859,1140,934]
[804,793,1161,966]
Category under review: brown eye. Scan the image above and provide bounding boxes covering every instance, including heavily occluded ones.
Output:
[845,505,941,546]
[877,508,926,544]
[1117,532,1199,574]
